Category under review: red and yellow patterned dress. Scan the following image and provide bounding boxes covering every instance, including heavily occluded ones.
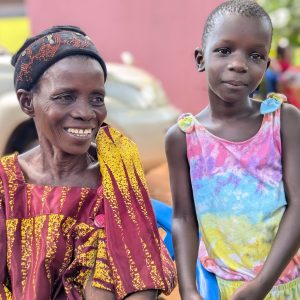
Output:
[0,126,176,300]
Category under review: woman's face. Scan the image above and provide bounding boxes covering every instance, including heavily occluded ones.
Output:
[32,56,106,155]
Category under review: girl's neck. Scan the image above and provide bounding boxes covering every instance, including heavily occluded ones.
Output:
[207,94,256,121]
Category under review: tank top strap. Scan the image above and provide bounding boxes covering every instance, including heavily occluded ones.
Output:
[260,93,287,115]
[177,113,198,133]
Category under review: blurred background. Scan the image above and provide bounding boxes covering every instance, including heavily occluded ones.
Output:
[0,1,299,298]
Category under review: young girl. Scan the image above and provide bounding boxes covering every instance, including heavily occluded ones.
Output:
[165,1,300,299]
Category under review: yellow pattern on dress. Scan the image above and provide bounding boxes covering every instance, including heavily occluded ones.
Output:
[20,218,34,290]
[26,184,33,217]
[32,215,46,295]
[59,186,70,213]
[72,229,99,294]
[6,219,18,271]
[76,187,89,216]
[92,229,114,290]
[1,155,18,217]
[41,186,52,210]
[106,251,126,298]
[96,126,167,289]
[45,214,64,282]
[0,154,116,298]
[58,217,77,277]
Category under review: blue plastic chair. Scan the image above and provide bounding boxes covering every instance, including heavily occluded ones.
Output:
[151,199,220,300]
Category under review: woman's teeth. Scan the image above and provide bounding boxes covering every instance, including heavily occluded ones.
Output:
[67,128,92,137]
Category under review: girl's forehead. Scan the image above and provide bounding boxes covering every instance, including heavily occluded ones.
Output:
[207,14,272,46]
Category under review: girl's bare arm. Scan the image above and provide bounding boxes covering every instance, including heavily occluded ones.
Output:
[165,125,202,300]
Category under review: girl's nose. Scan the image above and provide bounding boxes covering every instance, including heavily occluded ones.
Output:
[228,57,248,73]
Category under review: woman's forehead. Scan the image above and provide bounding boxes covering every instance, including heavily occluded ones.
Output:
[43,56,104,79]
[39,56,105,90]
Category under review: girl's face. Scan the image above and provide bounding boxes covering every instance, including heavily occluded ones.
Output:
[198,14,271,104]
[32,56,106,155]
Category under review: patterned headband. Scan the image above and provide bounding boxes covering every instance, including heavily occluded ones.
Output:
[13,30,107,91]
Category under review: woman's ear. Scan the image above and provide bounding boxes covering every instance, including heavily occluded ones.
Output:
[17,89,35,117]
[195,48,205,72]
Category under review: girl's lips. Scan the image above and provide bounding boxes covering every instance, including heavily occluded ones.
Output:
[223,80,247,87]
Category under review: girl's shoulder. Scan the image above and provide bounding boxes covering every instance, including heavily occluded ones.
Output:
[281,101,300,140]
[165,122,188,158]
[177,113,198,133]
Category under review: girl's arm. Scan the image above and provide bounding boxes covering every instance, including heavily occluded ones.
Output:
[165,125,202,300]
[232,104,300,299]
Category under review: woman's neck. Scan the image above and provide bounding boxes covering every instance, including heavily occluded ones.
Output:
[19,143,98,187]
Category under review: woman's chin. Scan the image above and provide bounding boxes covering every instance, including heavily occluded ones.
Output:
[57,143,92,157]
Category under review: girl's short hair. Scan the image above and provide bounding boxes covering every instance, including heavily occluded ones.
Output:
[202,0,273,48]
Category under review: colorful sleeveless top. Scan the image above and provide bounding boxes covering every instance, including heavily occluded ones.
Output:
[178,101,300,285]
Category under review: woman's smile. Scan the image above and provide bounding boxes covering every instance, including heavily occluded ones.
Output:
[65,127,94,138]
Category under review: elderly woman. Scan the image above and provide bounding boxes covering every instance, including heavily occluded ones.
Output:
[0,26,176,300]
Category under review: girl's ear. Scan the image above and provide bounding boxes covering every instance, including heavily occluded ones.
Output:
[17,89,35,117]
[266,58,271,70]
[195,48,205,72]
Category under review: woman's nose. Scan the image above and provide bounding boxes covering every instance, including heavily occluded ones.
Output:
[70,100,95,120]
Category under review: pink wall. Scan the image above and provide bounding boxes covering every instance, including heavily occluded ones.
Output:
[26,0,223,113]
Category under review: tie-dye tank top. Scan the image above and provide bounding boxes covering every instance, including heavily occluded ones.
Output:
[178,106,300,285]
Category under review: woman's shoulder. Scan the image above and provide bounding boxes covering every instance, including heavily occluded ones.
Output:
[0,153,18,175]
[0,153,19,194]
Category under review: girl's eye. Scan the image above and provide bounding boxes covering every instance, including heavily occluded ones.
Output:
[216,48,231,56]
[250,53,264,61]
[90,95,105,106]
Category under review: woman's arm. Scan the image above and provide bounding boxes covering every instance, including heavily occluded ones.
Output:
[0,182,11,299]
[165,125,202,300]
[125,290,157,299]
[231,104,300,299]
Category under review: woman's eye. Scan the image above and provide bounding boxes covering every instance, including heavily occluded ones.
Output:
[51,94,74,103]
[216,48,231,56]
[90,96,104,106]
